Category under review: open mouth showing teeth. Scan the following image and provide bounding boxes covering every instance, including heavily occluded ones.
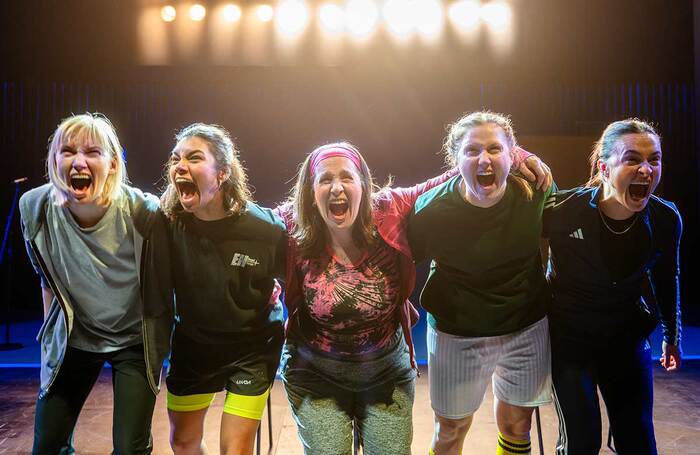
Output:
[176,180,197,197]
[329,201,348,216]
[476,173,495,187]
[629,183,650,200]
[70,175,92,191]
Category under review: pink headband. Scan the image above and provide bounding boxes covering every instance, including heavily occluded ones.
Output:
[309,145,363,178]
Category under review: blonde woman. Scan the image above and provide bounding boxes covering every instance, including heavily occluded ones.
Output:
[19,113,173,454]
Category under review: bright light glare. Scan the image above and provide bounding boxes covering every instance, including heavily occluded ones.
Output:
[345,0,379,38]
[415,0,443,38]
[383,0,415,37]
[223,4,242,22]
[190,4,206,21]
[448,0,480,31]
[480,2,512,30]
[161,5,177,22]
[257,4,275,22]
[276,0,309,35]
[319,3,345,33]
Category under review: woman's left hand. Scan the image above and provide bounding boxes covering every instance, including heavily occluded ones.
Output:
[660,341,682,372]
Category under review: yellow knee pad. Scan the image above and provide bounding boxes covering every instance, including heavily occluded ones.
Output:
[223,388,271,420]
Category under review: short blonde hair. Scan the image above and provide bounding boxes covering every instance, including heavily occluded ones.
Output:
[47,113,127,206]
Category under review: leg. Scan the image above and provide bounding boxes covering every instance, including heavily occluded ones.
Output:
[426,324,494,455]
[284,376,354,455]
[550,336,602,455]
[32,347,104,455]
[494,399,534,454]
[167,392,215,454]
[432,415,473,455]
[356,378,415,455]
[492,318,553,454]
[110,345,157,455]
[220,389,271,455]
[598,339,657,455]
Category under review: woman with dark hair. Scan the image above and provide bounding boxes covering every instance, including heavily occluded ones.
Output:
[19,113,173,454]
[409,111,554,455]
[162,123,287,455]
[276,141,549,454]
[545,119,682,455]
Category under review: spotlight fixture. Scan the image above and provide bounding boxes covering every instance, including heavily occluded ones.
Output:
[276,0,309,36]
[345,0,379,38]
[223,4,242,22]
[448,0,480,31]
[318,3,345,33]
[161,5,177,22]
[190,4,206,21]
[257,4,275,22]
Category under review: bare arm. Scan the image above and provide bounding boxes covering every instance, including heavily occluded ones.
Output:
[41,287,54,320]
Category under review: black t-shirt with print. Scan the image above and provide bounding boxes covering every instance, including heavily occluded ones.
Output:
[169,202,287,344]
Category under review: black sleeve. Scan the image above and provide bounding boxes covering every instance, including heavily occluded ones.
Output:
[649,207,682,346]
[407,207,427,264]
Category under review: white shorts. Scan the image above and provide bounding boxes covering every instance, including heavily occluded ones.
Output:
[427,316,552,419]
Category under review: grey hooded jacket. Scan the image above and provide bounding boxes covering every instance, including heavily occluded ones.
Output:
[19,183,174,397]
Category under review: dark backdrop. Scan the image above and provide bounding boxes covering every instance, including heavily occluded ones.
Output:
[1,0,697,324]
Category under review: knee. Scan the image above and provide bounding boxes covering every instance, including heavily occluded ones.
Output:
[499,413,533,440]
[436,415,473,441]
[170,432,205,454]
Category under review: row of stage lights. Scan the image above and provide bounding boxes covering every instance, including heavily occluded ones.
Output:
[159,1,512,40]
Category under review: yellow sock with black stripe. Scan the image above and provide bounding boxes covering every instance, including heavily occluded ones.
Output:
[496,432,530,455]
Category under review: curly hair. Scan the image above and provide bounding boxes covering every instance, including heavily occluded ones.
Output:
[161,123,252,219]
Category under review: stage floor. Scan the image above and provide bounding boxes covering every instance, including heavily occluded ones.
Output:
[1,363,699,454]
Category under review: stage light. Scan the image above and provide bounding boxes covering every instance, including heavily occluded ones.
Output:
[223,4,242,22]
[276,0,309,36]
[161,5,177,22]
[383,0,415,38]
[480,1,512,30]
[190,4,206,21]
[345,0,379,39]
[257,4,275,22]
[415,0,444,39]
[319,3,345,33]
[448,0,480,31]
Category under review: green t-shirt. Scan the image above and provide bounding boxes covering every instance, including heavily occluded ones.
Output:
[409,175,553,337]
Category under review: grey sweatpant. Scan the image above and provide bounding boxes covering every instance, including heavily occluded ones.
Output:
[281,335,416,455]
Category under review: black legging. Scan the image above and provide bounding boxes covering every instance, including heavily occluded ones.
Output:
[551,333,656,455]
[32,344,156,455]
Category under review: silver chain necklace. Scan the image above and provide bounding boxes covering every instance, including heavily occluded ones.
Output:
[598,209,639,235]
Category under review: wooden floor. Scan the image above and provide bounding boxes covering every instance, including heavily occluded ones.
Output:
[1,363,699,454]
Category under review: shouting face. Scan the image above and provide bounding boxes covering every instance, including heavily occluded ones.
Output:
[456,123,514,207]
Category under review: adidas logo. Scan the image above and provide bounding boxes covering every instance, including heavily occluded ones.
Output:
[230,253,260,268]
[569,228,584,240]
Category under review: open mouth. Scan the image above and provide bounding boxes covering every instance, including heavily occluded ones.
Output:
[628,182,650,200]
[175,179,198,203]
[329,200,348,218]
[70,174,92,192]
[476,172,495,187]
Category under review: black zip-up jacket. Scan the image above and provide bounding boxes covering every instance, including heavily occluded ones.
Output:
[543,186,682,346]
